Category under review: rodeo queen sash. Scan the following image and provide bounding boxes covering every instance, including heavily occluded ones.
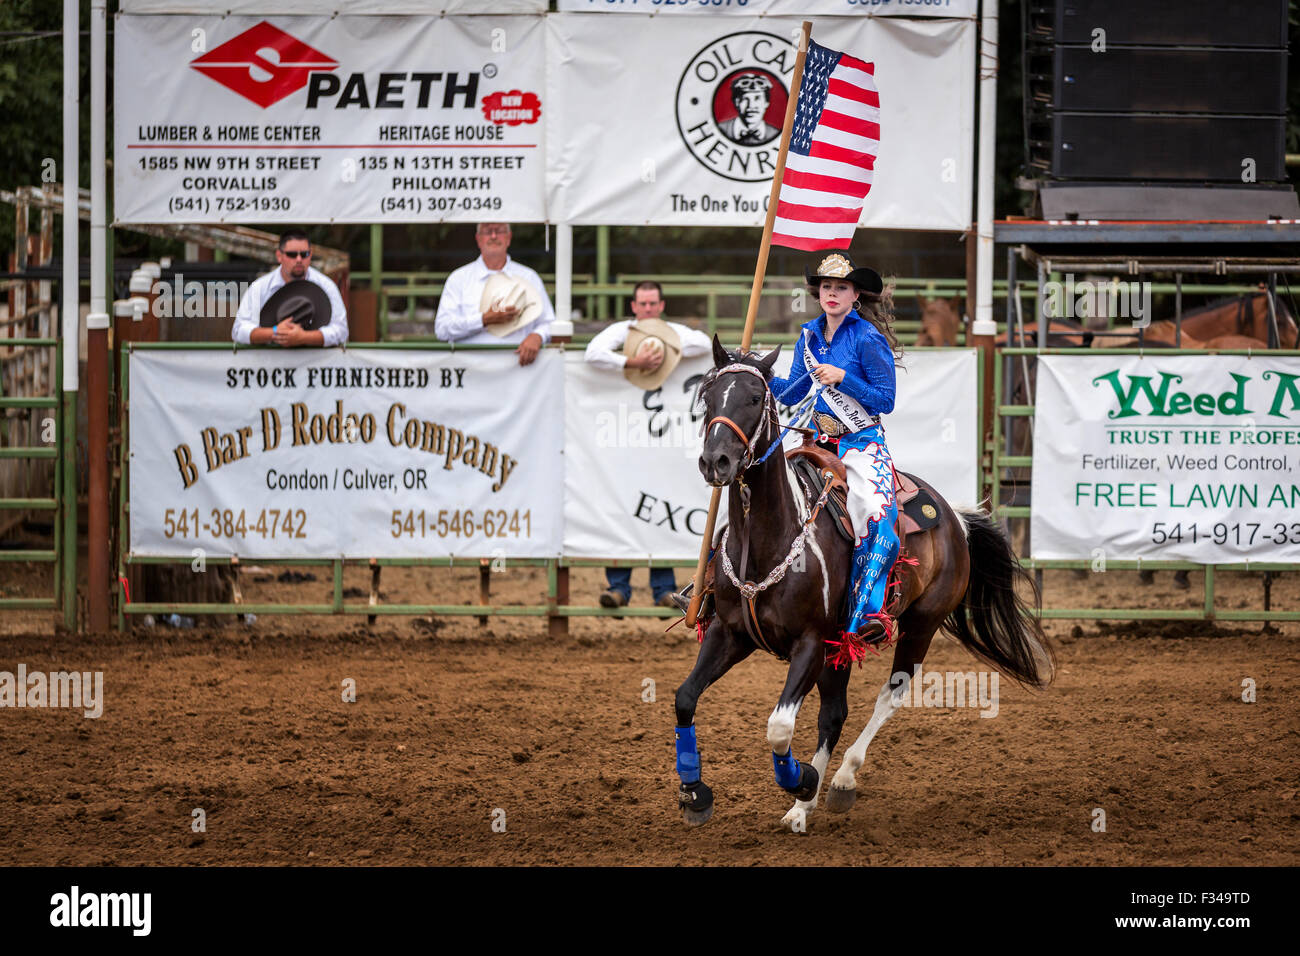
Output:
[801,329,878,434]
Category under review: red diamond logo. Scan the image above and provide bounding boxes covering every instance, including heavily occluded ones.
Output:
[191,21,337,109]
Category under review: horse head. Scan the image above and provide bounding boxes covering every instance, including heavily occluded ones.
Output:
[914,294,962,347]
[696,334,782,486]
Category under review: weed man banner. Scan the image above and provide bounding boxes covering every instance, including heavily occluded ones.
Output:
[129,350,564,558]
[1032,355,1300,562]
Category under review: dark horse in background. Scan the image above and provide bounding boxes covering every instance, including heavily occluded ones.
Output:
[674,339,1055,830]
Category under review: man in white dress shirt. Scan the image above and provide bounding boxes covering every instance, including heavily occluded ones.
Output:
[231,230,348,347]
[434,223,555,366]
[585,281,712,610]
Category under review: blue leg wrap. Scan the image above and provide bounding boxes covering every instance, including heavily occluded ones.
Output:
[773,749,802,790]
[675,725,701,784]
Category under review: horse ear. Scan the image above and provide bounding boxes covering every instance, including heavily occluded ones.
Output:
[949,296,964,314]
[916,293,929,309]
[757,344,782,375]
[712,334,730,368]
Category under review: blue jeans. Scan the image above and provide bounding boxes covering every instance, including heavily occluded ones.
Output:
[605,567,677,601]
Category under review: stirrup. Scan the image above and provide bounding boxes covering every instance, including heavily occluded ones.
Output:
[859,618,888,645]
[671,581,713,618]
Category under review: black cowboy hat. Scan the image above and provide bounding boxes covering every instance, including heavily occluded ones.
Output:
[259,279,331,330]
[804,253,883,296]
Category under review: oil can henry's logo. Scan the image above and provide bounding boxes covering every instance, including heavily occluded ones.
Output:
[675,32,795,183]
[191,20,338,109]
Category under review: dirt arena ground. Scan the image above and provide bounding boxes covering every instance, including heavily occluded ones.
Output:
[0,562,1297,866]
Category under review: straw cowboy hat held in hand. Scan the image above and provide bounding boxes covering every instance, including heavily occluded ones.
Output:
[259,280,332,330]
[480,273,544,338]
[622,318,683,391]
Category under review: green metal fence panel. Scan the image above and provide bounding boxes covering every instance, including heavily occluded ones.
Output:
[0,331,66,617]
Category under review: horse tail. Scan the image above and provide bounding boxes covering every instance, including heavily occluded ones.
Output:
[943,509,1055,689]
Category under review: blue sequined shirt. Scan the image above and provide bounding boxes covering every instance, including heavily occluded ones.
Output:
[768,309,897,420]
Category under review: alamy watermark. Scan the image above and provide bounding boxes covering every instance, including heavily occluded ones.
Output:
[145,274,251,319]
[1042,274,1151,328]
[50,886,150,936]
[0,664,103,718]
[889,665,999,718]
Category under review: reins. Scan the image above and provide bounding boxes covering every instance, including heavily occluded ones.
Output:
[699,362,837,658]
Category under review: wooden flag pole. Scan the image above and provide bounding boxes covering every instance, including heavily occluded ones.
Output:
[686,20,814,628]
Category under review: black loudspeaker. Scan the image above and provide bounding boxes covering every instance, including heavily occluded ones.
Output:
[1025,0,1292,188]
[1055,48,1287,114]
[1053,114,1287,182]
[1054,0,1288,47]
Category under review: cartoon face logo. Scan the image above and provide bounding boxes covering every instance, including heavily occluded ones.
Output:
[717,71,780,147]
[675,32,794,183]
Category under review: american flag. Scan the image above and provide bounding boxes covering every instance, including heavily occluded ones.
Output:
[771,39,880,251]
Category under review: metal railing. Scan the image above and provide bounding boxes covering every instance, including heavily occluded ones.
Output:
[0,287,69,620]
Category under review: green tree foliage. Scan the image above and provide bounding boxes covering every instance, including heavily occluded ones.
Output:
[0,1,92,252]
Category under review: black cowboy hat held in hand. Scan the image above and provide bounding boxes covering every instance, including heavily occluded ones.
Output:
[260,279,331,331]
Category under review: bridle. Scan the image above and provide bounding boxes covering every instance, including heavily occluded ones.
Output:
[697,361,837,659]
[699,363,780,475]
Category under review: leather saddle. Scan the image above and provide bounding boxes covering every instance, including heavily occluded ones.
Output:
[785,438,941,547]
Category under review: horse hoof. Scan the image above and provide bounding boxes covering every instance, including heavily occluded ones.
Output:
[682,805,714,827]
[781,807,809,833]
[679,780,714,827]
[825,785,857,814]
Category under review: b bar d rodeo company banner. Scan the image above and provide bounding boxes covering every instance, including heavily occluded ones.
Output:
[114,15,546,224]
[129,350,564,559]
[547,14,974,229]
[1032,355,1300,563]
[564,347,978,561]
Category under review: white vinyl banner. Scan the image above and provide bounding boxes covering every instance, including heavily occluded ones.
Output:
[563,346,978,559]
[115,16,546,224]
[1032,355,1300,563]
[769,346,980,510]
[557,0,977,15]
[547,15,974,229]
[564,353,715,560]
[122,2,545,12]
[868,348,979,508]
[129,349,563,558]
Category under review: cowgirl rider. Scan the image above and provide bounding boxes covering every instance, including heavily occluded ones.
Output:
[767,253,904,650]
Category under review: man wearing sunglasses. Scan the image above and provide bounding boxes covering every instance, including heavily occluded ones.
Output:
[231,229,349,347]
[434,223,555,366]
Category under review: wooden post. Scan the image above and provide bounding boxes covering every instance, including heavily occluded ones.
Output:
[478,558,491,627]
[686,20,813,628]
[87,323,110,632]
[549,566,569,639]
[368,559,381,626]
